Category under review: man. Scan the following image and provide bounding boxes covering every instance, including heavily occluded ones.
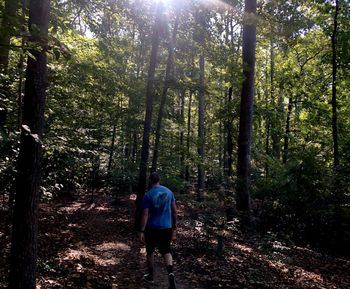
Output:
[139,172,177,289]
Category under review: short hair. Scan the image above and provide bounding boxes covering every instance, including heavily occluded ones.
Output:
[149,172,160,184]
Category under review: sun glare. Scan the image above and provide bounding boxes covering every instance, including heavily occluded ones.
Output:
[151,0,233,10]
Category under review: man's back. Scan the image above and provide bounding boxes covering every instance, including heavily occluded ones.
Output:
[143,185,175,229]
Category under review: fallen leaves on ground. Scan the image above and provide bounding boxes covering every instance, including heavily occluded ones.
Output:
[0,191,349,289]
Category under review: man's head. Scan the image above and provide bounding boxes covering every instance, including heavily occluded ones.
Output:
[149,172,160,185]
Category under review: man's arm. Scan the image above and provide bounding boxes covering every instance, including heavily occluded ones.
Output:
[139,208,149,243]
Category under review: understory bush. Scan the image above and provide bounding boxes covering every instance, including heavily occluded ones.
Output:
[254,148,350,252]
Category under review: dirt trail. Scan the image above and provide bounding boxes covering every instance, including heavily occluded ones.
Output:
[1,191,350,289]
[35,193,190,289]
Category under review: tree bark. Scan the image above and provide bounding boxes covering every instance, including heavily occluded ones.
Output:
[151,15,179,172]
[107,123,117,173]
[185,92,192,182]
[135,2,163,228]
[283,97,292,164]
[331,0,342,246]
[0,0,19,71]
[197,53,205,201]
[180,90,185,179]
[9,0,50,288]
[331,0,339,169]
[236,0,257,212]
[270,39,280,160]
[225,87,233,177]
[264,74,270,177]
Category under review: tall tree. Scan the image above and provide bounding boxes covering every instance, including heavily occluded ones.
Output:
[8,0,50,287]
[197,52,205,201]
[151,14,179,172]
[185,91,193,181]
[195,8,207,201]
[331,0,339,169]
[135,2,163,227]
[224,86,234,177]
[236,0,257,212]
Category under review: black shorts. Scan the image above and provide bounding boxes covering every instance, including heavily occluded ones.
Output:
[145,228,172,254]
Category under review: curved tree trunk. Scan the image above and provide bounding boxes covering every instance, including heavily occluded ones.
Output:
[9,0,50,288]
[236,0,257,213]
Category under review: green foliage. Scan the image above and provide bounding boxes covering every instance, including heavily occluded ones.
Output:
[254,148,336,247]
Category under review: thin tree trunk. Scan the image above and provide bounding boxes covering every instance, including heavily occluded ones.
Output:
[107,123,117,173]
[264,56,270,177]
[132,132,137,162]
[331,0,339,169]
[17,0,27,130]
[236,0,257,213]
[270,40,280,160]
[223,90,228,175]
[0,0,19,132]
[197,53,205,201]
[151,15,179,172]
[135,2,163,229]
[283,97,292,164]
[17,54,25,129]
[0,0,19,71]
[226,87,233,177]
[331,0,342,246]
[9,0,50,288]
[180,90,185,179]
[185,92,192,181]
[264,91,270,178]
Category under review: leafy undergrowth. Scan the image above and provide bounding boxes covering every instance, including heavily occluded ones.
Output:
[0,191,349,289]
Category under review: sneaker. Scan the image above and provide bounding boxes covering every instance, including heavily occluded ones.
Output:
[142,273,154,284]
[168,273,176,289]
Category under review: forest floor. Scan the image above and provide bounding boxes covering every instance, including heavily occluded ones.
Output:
[1,190,350,289]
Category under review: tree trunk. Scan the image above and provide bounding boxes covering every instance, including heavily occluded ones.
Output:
[283,97,292,164]
[197,53,205,201]
[107,123,117,173]
[0,0,19,71]
[236,0,257,212]
[226,87,233,177]
[9,0,50,288]
[264,76,270,177]
[151,15,179,172]
[270,40,280,160]
[135,2,163,229]
[180,90,185,179]
[331,0,342,246]
[17,0,27,130]
[331,0,339,169]
[185,92,192,182]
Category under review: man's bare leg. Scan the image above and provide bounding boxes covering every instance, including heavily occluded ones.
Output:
[163,253,173,266]
[163,253,176,288]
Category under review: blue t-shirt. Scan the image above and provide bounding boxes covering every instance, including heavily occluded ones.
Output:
[142,185,175,229]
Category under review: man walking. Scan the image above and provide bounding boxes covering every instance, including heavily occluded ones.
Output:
[139,172,177,289]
